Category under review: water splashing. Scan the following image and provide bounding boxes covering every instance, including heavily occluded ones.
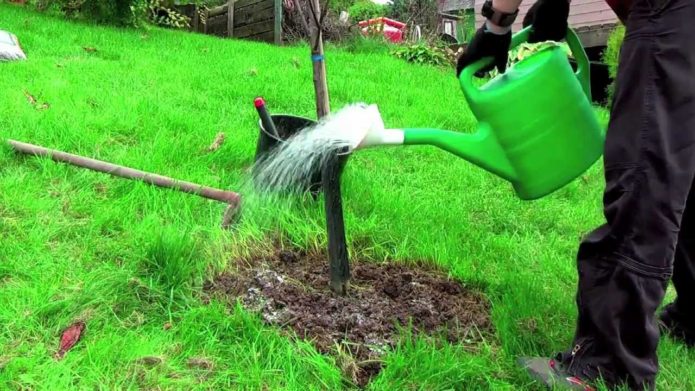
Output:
[251,103,384,195]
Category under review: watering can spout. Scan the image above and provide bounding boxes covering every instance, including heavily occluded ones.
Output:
[349,104,514,180]
[354,126,517,181]
[403,127,518,181]
[356,127,406,148]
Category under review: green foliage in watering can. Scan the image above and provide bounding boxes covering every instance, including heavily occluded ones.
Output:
[401,26,605,200]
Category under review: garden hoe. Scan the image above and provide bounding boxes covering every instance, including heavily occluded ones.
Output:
[7,139,241,228]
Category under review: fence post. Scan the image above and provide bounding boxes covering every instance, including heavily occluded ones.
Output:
[227,0,234,37]
[191,5,199,32]
[274,0,282,45]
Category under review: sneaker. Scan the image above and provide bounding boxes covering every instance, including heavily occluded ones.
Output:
[659,302,695,346]
[518,356,596,391]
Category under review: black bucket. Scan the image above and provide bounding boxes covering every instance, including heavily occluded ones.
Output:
[254,114,349,197]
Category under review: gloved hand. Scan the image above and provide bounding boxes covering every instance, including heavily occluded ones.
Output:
[522,0,571,43]
[455,22,512,78]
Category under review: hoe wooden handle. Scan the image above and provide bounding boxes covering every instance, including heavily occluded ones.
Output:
[7,139,241,206]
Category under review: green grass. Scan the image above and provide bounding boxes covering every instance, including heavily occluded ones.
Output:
[1,3,694,390]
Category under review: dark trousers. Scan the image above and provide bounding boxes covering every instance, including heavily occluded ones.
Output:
[557,0,695,389]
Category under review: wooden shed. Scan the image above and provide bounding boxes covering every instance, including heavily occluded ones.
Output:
[437,0,477,43]
[176,0,283,45]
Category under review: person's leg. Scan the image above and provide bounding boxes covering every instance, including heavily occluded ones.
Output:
[556,0,695,388]
[521,0,695,389]
[660,180,695,345]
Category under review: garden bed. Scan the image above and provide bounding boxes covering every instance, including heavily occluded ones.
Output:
[203,247,493,387]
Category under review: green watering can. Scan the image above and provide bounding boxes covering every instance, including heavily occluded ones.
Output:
[354,26,605,200]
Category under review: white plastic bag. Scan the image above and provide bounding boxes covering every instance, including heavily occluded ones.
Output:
[0,30,27,61]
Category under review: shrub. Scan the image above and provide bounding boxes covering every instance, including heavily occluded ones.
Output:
[602,24,625,105]
[137,0,193,29]
[388,0,438,32]
[341,33,393,55]
[282,0,351,44]
[390,42,451,67]
[328,0,355,12]
[32,0,142,25]
[348,1,386,23]
[30,0,205,28]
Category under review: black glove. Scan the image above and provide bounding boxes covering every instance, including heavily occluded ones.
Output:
[522,0,570,43]
[456,23,512,78]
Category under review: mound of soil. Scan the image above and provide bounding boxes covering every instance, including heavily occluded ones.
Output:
[203,249,492,387]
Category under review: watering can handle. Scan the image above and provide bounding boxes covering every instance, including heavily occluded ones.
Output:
[459,26,592,101]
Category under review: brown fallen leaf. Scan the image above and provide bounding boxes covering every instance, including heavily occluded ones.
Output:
[83,46,97,53]
[206,132,225,152]
[187,357,214,370]
[136,356,164,368]
[23,90,36,106]
[37,103,50,111]
[163,322,172,330]
[55,321,85,360]
[0,356,10,370]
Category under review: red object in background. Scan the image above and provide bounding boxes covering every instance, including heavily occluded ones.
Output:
[55,321,85,360]
[358,17,406,43]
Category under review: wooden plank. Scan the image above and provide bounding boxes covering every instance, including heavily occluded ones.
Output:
[235,0,268,11]
[208,3,228,17]
[192,7,199,32]
[227,0,234,37]
[235,19,275,38]
[208,15,227,26]
[234,0,273,23]
[205,15,227,36]
[246,30,275,42]
[578,25,616,47]
[207,16,228,36]
[234,5,274,29]
[274,0,282,45]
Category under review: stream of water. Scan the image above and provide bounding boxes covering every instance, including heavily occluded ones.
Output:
[251,103,383,194]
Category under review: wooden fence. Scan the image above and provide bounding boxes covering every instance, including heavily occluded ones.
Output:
[179,0,282,45]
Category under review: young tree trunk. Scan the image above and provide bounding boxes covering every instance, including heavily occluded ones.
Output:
[309,0,330,117]
[323,151,349,296]
[307,0,350,296]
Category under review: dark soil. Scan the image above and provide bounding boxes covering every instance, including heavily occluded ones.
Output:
[203,248,492,388]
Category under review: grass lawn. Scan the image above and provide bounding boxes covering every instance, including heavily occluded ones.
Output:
[2,3,695,390]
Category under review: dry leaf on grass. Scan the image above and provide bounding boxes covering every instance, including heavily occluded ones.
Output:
[23,91,36,106]
[83,46,97,53]
[206,132,225,152]
[136,356,164,367]
[24,91,50,110]
[55,321,85,360]
[187,357,214,370]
